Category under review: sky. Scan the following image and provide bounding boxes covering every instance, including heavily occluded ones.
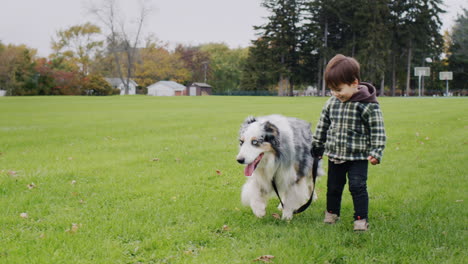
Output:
[0,0,466,57]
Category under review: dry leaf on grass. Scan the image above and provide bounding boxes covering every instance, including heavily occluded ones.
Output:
[253,255,275,263]
[272,213,281,220]
[20,213,28,219]
[216,170,222,175]
[27,183,36,189]
[66,223,80,233]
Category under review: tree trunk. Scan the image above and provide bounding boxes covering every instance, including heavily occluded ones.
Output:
[391,53,396,96]
[380,74,385,96]
[317,58,322,96]
[405,39,412,96]
[321,21,328,97]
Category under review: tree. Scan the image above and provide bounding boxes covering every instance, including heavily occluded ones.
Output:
[0,43,37,95]
[448,9,468,90]
[83,73,117,95]
[51,22,103,77]
[199,43,248,93]
[174,44,211,85]
[240,38,277,93]
[134,39,190,87]
[89,0,151,95]
[254,0,305,95]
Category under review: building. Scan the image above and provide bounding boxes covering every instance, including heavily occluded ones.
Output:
[105,78,138,95]
[187,83,212,96]
[147,81,187,96]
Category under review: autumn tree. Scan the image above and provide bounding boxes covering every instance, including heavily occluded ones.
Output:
[174,45,211,85]
[134,39,190,87]
[51,22,103,77]
[0,43,37,95]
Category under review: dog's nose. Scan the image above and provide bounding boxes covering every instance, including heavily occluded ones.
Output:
[237,158,245,164]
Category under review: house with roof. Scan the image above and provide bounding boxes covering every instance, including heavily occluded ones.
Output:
[187,82,212,96]
[147,81,187,96]
[105,78,138,95]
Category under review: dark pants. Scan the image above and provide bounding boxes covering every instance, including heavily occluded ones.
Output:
[327,160,369,220]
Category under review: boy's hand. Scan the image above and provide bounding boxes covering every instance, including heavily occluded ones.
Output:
[367,156,379,165]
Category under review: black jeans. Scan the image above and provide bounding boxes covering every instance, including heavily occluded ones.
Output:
[327,160,369,220]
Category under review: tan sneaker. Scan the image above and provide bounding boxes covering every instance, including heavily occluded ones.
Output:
[324,211,340,224]
[353,219,369,231]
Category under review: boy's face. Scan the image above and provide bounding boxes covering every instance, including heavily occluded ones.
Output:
[331,80,359,102]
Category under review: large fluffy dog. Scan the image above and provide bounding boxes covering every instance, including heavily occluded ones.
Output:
[236,114,321,220]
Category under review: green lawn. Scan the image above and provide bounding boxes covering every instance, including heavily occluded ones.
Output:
[0,96,466,263]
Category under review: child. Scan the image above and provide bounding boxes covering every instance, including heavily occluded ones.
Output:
[312,54,386,231]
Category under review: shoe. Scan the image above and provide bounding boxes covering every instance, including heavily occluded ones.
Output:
[353,219,369,231]
[324,211,340,224]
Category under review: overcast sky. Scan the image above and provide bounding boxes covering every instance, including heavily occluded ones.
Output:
[0,0,466,57]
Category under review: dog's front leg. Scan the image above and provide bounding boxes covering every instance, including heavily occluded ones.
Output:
[241,180,267,218]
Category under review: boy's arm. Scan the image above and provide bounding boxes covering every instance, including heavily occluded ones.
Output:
[312,100,331,156]
[366,104,386,163]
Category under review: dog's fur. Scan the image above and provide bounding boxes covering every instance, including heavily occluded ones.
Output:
[236,114,322,220]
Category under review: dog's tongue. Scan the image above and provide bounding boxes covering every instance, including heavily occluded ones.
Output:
[244,163,256,176]
[244,153,263,176]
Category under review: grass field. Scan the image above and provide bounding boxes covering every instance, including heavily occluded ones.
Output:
[0,96,466,263]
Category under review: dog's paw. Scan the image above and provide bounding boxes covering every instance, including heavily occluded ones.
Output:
[281,211,293,220]
[253,208,266,218]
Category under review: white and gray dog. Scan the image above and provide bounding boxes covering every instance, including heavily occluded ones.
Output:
[236,114,322,220]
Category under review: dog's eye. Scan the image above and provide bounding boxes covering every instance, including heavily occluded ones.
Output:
[239,140,244,146]
[252,139,261,146]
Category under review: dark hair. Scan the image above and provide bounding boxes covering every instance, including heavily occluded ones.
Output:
[324,54,360,90]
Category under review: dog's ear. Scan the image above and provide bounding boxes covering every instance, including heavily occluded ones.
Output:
[244,116,256,125]
[239,116,257,136]
[264,121,279,137]
[264,121,280,145]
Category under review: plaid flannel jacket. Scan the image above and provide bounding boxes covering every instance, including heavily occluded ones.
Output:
[312,96,386,162]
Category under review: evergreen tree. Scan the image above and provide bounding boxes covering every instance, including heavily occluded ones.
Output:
[448,9,468,91]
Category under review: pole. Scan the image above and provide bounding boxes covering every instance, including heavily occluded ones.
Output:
[418,74,422,97]
[446,80,449,96]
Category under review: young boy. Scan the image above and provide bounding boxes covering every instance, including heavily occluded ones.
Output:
[312,54,386,231]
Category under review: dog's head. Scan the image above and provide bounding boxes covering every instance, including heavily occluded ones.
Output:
[236,116,280,176]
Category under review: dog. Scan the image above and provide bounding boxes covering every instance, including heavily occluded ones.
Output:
[236,114,322,220]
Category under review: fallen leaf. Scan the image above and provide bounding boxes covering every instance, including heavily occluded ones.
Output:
[216,170,222,175]
[71,180,77,185]
[66,223,80,233]
[272,213,281,220]
[222,225,230,231]
[20,213,28,219]
[254,255,275,263]
[151,158,160,162]
[27,183,36,189]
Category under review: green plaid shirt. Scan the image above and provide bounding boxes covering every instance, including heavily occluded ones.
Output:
[312,96,386,162]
